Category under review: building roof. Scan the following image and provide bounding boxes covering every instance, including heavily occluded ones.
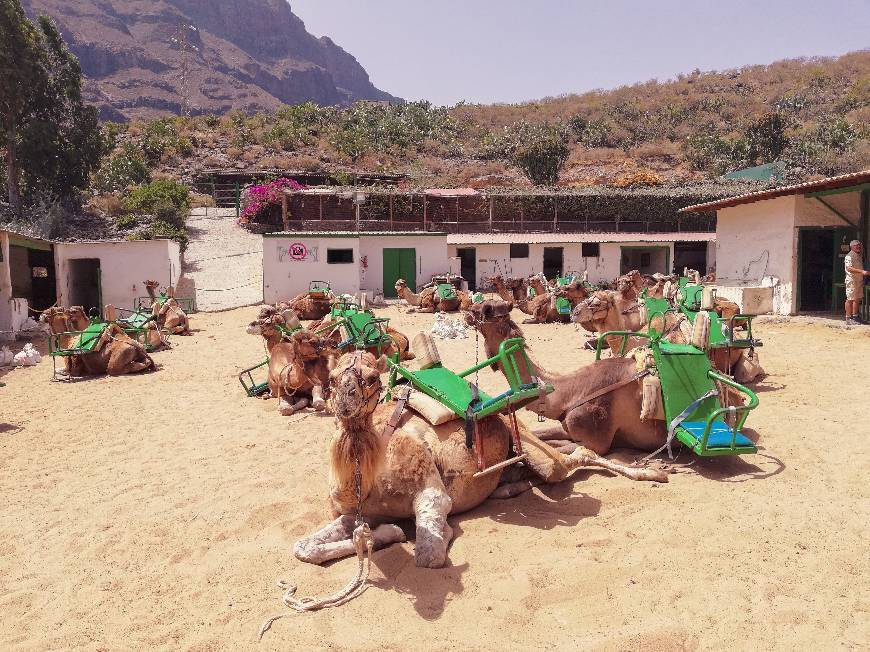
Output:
[446,232,714,245]
[424,187,480,197]
[723,161,787,182]
[263,231,447,238]
[680,169,870,213]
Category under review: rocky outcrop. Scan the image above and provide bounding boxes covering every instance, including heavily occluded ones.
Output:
[22,0,400,120]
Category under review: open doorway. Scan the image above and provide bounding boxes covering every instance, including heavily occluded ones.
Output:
[797,229,834,311]
[543,247,563,279]
[8,241,57,312]
[620,246,669,275]
[67,258,102,313]
[673,242,708,276]
[457,247,476,290]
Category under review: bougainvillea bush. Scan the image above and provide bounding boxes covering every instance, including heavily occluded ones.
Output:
[238,178,306,226]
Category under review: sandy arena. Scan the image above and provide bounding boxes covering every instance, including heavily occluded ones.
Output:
[1,306,868,650]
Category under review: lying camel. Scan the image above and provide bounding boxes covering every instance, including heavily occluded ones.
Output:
[394,279,469,313]
[42,306,155,376]
[490,275,528,304]
[468,299,675,457]
[278,290,333,321]
[517,277,590,324]
[309,310,414,361]
[105,303,166,351]
[246,307,336,415]
[294,350,663,569]
[572,277,761,382]
[144,280,190,335]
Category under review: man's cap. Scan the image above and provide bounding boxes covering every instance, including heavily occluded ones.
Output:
[850,239,861,247]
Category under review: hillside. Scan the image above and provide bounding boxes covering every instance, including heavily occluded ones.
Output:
[100,51,869,188]
[21,0,399,121]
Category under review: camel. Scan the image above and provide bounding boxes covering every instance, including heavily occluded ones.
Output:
[41,306,155,376]
[394,279,465,313]
[144,280,190,335]
[294,349,664,569]
[246,306,339,415]
[308,310,415,361]
[466,299,679,458]
[490,275,528,304]
[104,304,166,351]
[517,277,590,324]
[278,290,333,321]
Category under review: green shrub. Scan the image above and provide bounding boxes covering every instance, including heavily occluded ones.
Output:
[115,213,138,230]
[93,144,151,193]
[124,179,190,217]
[148,220,189,252]
[501,121,570,185]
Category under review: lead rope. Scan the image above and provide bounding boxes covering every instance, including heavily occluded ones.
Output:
[258,451,375,640]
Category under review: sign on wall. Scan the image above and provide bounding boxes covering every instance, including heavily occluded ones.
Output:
[278,243,318,262]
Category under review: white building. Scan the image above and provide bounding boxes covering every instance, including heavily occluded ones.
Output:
[0,230,182,336]
[681,170,869,315]
[447,232,715,290]
[262,231,448,303]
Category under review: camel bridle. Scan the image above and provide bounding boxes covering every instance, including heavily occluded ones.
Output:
[334,351,381,418]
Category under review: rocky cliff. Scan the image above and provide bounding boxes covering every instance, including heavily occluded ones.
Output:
[22,0,400,121]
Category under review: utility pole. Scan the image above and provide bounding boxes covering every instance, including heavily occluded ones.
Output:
[171,23,197,117]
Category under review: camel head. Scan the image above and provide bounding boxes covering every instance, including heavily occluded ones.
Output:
[291,329,337,365]
[248,305,283,339]
[66,306,90,331]
[465,299,523,366]
[329,351,387,420]
[394,279,408,293]
[571,292,613,332]
[143,280,160,301]
[40,306,69,334]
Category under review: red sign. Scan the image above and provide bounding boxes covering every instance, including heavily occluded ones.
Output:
[289,242,307,260]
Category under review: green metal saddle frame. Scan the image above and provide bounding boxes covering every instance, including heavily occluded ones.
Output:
[238,320,303,397]
[134,292,195,313]
[48,320,109,381]
[436,283,458,301]
[595,329,758,457]
[328,301,394,353]
[386,337,553,474]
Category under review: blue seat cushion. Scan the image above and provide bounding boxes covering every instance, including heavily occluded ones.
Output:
[680,421,755,449]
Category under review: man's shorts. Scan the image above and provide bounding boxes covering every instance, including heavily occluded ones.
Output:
[846,279,861,300]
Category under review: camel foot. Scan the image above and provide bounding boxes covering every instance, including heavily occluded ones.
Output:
[278,397,309,416]
[311,397,326,411]
[566,447,669,483]
[491,478,542,499]
[295,518,406,565]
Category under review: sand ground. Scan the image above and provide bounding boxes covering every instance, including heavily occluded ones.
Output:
[1,307,868,651]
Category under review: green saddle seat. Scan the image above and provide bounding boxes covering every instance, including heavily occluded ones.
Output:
[678,421,755,451]
[119,310,154,329]
[555,297,572,314]
[76,322,108,352]
[401,364,493,416]
[436,283,457,300]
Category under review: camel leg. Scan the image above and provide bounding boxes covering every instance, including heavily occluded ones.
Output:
[294,515,406,565]
[279,396,309,416]
[412,475,453,568]
[564,446,668,482]
[310,384,326,411]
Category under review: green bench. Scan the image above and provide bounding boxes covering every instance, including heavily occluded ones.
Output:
[595,329,758,457]
[386,337,553,475]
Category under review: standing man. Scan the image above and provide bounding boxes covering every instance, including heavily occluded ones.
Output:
[844,239,869,325]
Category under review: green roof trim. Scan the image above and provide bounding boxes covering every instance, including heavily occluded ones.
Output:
[263,231,447,238]
[723,161,787,182]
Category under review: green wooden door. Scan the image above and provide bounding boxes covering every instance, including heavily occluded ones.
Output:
[383,248,416,298]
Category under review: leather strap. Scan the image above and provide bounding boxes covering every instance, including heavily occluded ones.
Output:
[382,385,409,442]
[560,369,650,420]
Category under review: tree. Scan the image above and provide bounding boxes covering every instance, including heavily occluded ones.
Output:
[744,112,791,164]
[0,2,104,210]
[503,121,570,186]
[0,0,47,211]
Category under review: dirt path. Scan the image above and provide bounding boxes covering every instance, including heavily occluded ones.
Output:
[0,308,868,650]
[182,207,262,311]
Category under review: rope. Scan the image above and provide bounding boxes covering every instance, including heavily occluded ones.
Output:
[197,279,259,292]
[640,389,719,462]
[257,523,375,640]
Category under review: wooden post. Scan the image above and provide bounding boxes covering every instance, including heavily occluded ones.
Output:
[281,191,289,231]
[553,196,558,233]
[423,193,428,232]
[455,196,460,232]
[389,192,394,230]
[319,194,323,221]
[488,196,493,233]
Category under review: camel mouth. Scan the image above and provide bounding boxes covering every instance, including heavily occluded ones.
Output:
[245,323,261,335]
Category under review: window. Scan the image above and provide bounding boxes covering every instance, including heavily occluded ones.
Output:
[510,243,529,258]
[326,248,354,264]
[581,242,600,258]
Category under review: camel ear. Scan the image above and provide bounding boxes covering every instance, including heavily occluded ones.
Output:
[374,354,389,374]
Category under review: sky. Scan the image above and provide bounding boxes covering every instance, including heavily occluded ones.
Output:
[289,0,870,105]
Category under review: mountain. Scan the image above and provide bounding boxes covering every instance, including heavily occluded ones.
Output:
[21,0,400,121]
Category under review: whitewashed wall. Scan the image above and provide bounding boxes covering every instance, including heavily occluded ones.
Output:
[54,239,181,312]
[263,235,361,303]
[714,196,797,314]
[359,235,448,295]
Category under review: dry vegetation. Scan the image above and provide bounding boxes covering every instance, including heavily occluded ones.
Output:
[97,51,869,189]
